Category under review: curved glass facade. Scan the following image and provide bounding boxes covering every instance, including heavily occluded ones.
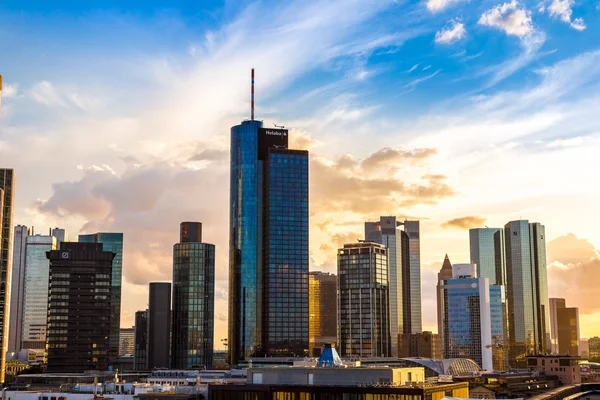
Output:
[172,242,215,369]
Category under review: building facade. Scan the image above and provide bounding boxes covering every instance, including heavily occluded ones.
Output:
[337,242,390,357]
[504,221,550,366]
[78,232,123,363]
[440,264,494,371]
[526,355,581,384]
[469,228,506,285]
[148,282,171,369]
[0,168,15,382]
[46,242,114,373]
[436,254,453,349]
[172,222,214,369]
[589,337,600,362]
[7,225,29,354]
[549,298,579,356]
[308,272,337,357]
[229,119,309,364]
[119,327,135,355]
[22,235,57,359]
[134,310,148,370]
[398,331,442,359]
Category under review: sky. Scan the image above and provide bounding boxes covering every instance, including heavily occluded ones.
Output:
[1,0,600,348]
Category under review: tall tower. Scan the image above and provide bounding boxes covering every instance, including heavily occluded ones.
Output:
[504,220,550,367]
[229,71,309,364]
[337,242,390,357]
[7,225,30,354]
[549,298,580,356]
[172,222,214,369]
[133,310,148,371]
[0,169,15,382]
[78,232,123,364]
[308,272,337,357]
[46,242,114,373]
[436,254,453,343]
[148,282,171,369]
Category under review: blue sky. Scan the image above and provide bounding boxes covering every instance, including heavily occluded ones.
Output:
[2,0,600,341]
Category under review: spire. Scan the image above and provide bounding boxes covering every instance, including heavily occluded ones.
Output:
[442,254,452,270]
[251,68,255,120]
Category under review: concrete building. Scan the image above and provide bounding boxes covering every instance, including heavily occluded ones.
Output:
[308,272,336,357]
[398,331,441,359]
[148,282,171,369]
[120,327,135,356]
[549,298,579,356]
[526,355,581,384]
[0,168,15,382]
[172,222,214,369]
[337,242,390,357]
[437,254,453,345]
[46,242,115,373]
[7,225,29,354]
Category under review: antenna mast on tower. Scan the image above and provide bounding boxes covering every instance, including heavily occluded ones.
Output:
[251,68,255,120]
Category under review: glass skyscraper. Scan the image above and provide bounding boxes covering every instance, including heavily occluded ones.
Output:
[172,222,214,369]
[308,272,337,357]
[229,120,309,364]
[78,232,123,363]
[404,221,422,334]
[470,228,506,285]
[8,225,29,354]
[337,242,390,358]
[504,220,550,367]
[22,235,57,361]
[0,168,15,382]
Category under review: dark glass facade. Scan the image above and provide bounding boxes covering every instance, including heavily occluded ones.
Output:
[229,121,309,364]
[0,169,14,382]
[45,242,114,373]
[470,228,506,285]
[148,282,171,369]
[78,232,123,363]
[134,310,148,370]
[337,242,390,358]
[172,223,215,369]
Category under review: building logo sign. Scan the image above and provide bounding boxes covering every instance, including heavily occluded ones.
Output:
[265,130,287,136]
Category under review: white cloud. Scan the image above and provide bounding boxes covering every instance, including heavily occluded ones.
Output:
[28,81,102,110]
[539,0,586,31]
[2,83,19,98]
[435,19,466,44]
[478,0,534,37]
[425,0,467,12]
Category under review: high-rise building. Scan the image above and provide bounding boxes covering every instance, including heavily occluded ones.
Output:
[22,235,57,361]
[365,217,421,355]
[172,222,214,369]
[440,264,498,371]
[148,282,171,369]
[7,225,29,354]
[134,310,148,370]
[50,228,68,246]
[78,232,123,363]
[398,331,441,359]
[46,242,114,373]
[308,272,337,357]
[337,242,390,358]
[549,298,579,356]
[589,337,600,362]
[0,168,15,382]
[436,254,453,345]
[470,228,506,285]
[119,327,135,356]
[228,86,309,364]
[504,220,550,366]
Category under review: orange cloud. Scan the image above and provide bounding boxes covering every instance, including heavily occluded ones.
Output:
[441,216,486,229]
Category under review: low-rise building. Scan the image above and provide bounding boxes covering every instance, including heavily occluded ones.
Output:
[527,355,581,384]
[398,332,442,359]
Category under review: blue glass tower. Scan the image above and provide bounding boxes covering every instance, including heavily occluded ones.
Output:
[78,232,123,363]
[229,120,309,364]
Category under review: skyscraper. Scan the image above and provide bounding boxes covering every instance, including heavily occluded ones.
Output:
[78,232,123,363]
[440,264,496,371]
[436,254,453,345]
[0,168,15,382]
[337,241,390,358]
[134,310,148,370]
[229,74,309,364]
[172,222,214,369]
[148,282,171,369]
[504,220,550,366]
[119,327,135,356]
[365,217,421,355]
[308,272,337,357]
[7,225,29,354]
[22,235,57,361]
[549,298,579,356]
[46,242,114,373]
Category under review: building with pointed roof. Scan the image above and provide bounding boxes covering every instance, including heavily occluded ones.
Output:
[437,255,453,340]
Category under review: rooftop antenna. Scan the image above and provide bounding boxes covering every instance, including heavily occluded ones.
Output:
[251,68,255,121]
